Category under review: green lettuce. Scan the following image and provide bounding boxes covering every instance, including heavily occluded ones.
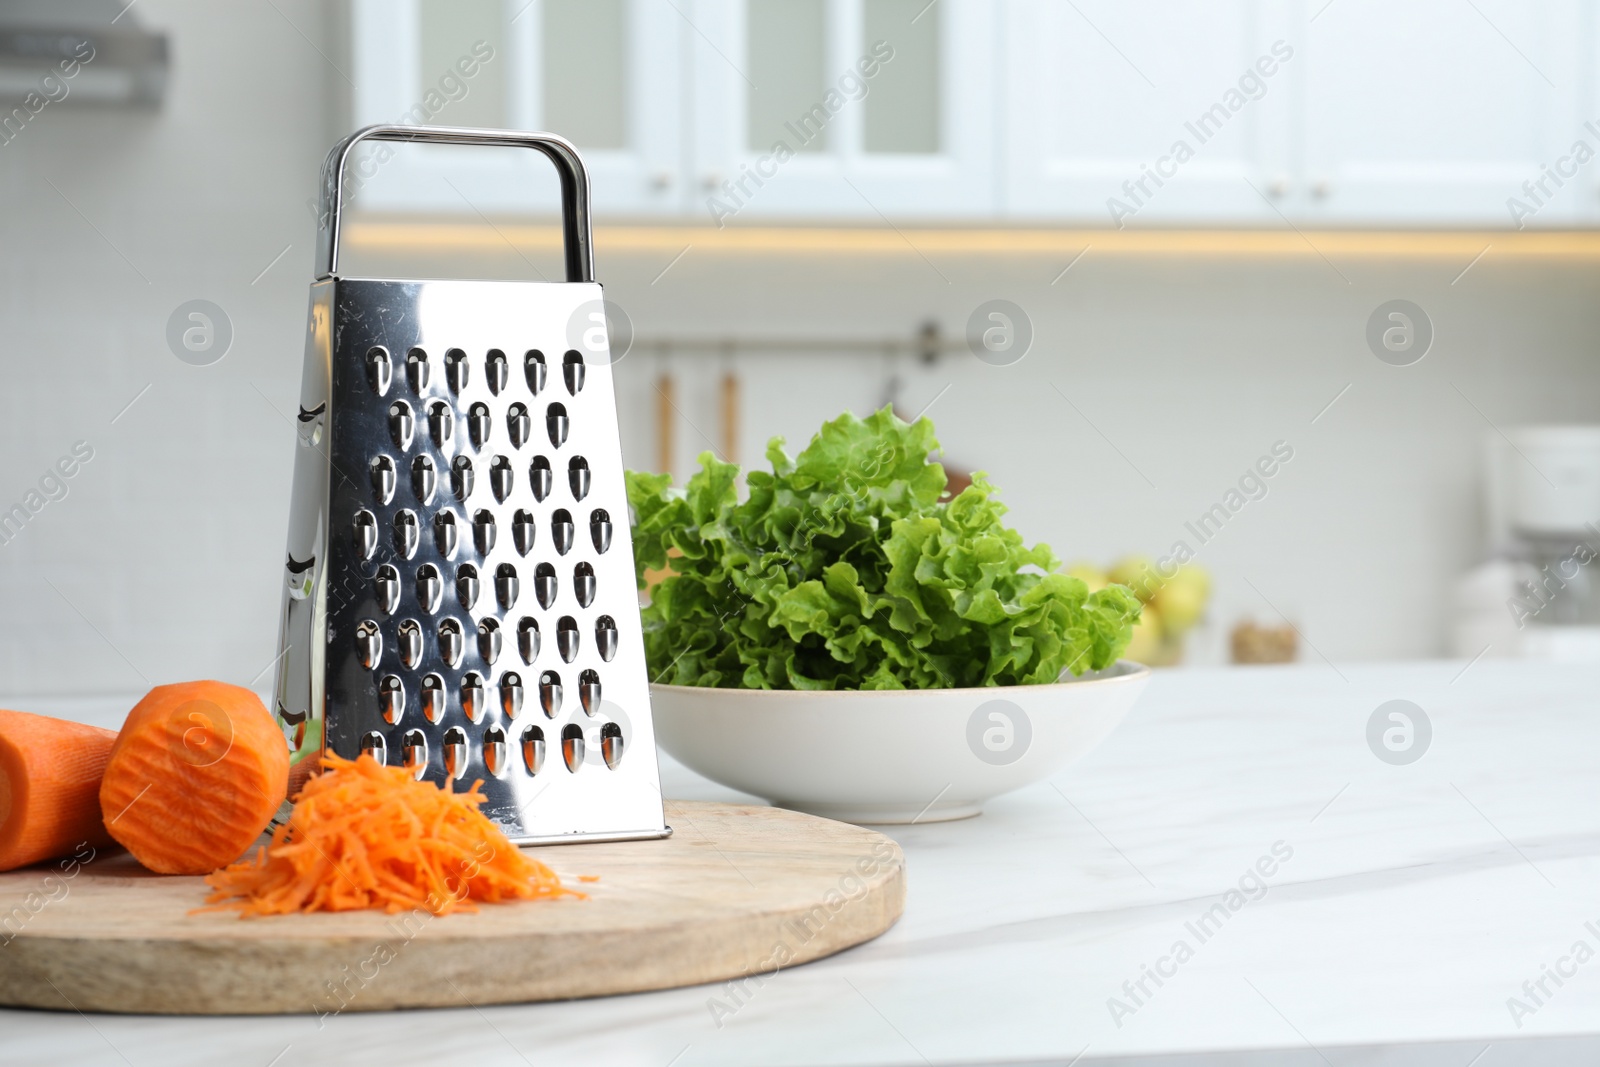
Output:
[626,407,1141,690]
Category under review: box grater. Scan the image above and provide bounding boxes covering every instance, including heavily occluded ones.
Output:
[272,124,669,845]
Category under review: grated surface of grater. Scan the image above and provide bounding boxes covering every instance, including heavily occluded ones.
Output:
[273,126,668,844]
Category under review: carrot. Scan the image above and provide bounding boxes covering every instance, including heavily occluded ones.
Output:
[99,681,289,876]
[0,709,118,872]
[203,753,579,916]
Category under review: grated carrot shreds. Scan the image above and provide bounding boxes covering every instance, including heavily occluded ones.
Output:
[200,753,582,917]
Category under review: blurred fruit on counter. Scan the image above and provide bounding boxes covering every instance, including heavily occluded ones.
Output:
[1229,620,1298,664]
[1072,557,1211,667]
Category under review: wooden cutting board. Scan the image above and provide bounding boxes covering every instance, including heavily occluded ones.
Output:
[0,801,904,1015]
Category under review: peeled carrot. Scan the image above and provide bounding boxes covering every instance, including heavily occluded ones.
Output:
[0,709,118,872]
[203,753,579,916]
[99,681,289,876]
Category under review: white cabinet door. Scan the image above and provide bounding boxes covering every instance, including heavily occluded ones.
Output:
[688,0,998,222]
[349,0,683,218]
[1296,0,1589,226]
[1004,0,1295,224]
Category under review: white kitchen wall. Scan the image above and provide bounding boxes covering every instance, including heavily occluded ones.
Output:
[0,0,339,697]
[0,1,1596,697]
[580,245,1600,670]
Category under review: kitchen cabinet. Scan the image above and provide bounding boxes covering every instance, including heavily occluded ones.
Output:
[348,0,1600,228]
[350,0,995,220]
[349,0,683,216]
[686,0,999,222]
[1003,0,1295,224]
[1296,0,1591,226]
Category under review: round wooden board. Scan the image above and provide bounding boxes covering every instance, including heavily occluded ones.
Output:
[0,801,904,1015]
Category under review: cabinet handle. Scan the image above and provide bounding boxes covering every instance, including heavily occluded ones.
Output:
[1266,175,1291,198]
[1311,178,1332,199]
[701,171,724,191]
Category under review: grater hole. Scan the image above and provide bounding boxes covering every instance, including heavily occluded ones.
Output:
[354,510,378,561]
[507,403,531,449]
[460,673,485,724]
[490,455,515,503]
[520,724,546,775]
[392,510,418,560]
[468,402,492,450]
[365,346,392,396]
[428,401,454,449]
[579,668,601,716]
[595,615,618,662]
[355,619,382,671]
[477,616,501,666]
[397,619,423,670]
[495,562,520,610]
[416,563,443,614]
[535,562,559,610]
[473,509,497,555]
[601,721,624,770]
[437,619,465,668]
[568,456,590,501]
[369,455,396,504]
[444,348,469,394]
[517,616,541,665]
[451,455,474,501]
[563,350,585,395]
[529,455,553,502]
[456,563,480,611]
[403,729,429,779]
[379,675,405,725]
[483,725,508,777]
[550,509,574,556]
[573,562,596,609]
[360,731,387,764]
[442,726,468,780]
[375,564,401,615]
[539,670,563,718]
[556,614,579,662]
[512,508,537,556]
[524,349,547,395]
[499,671,523,717]
[561,723,584,772]
[388,400,414,451]
[546,402,569,448]
[406,347,429,393]
[421,673,446,723]
[486,349,509,395]
[433,509,459,558]
[411,455,437,505]
[590,507,613,554]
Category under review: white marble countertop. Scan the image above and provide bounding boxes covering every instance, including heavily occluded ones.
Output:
[6,661,1600,1066]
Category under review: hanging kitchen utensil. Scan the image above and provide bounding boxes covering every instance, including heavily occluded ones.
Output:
[273,124,668,844]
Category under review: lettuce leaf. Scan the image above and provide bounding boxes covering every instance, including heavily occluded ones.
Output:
[626,407,1141,690]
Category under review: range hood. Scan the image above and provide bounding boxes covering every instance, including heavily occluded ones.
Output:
[0,0,168,107]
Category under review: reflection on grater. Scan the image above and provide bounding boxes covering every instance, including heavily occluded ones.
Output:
[271,125,669,845]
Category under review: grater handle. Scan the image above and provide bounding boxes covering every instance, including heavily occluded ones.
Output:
[315,124,594,283]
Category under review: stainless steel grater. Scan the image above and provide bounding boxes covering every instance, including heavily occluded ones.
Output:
[273,125,669,845]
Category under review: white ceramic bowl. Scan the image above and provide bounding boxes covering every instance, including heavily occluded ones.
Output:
[650,661,1151,824]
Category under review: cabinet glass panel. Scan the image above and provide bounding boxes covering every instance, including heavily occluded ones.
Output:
[543,0,627,149]
[418,0,507,129]
[863,0,939,153]
[746,0,828,153]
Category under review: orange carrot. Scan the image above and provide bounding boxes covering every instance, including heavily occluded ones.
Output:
[0,709,118,872]
[99,681,289,876]
[203,753,579,916]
